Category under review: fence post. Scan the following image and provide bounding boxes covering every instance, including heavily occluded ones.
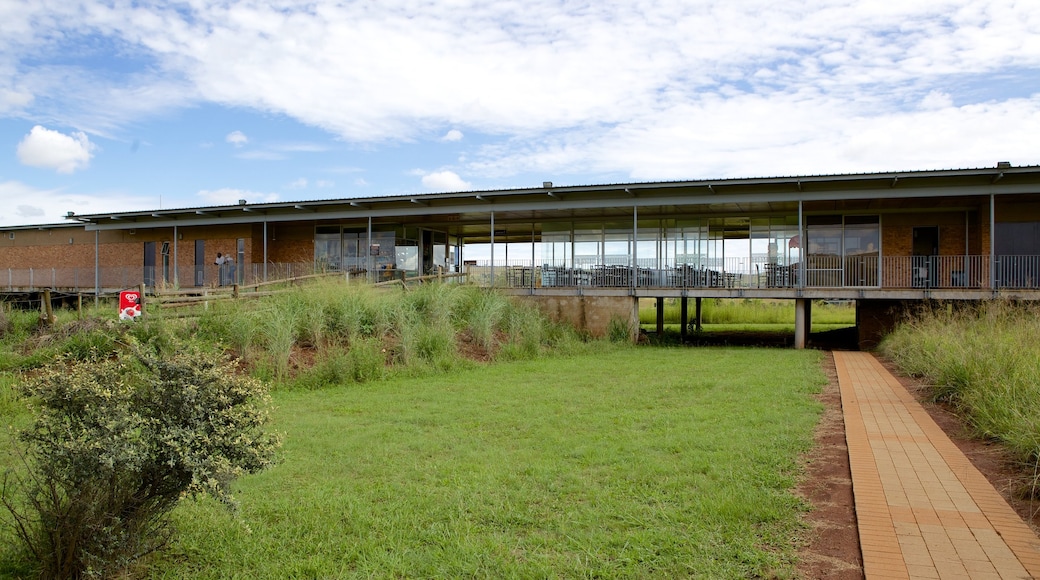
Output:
[42,288,55,326]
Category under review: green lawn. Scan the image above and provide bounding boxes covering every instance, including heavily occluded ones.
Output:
[140,347,825,579]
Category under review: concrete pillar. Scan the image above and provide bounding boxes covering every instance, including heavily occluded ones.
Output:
[655,297,665,335]
[695,297,703,331]
[794,298,812,349]
[630,296,640,342]
[680,297,689,341]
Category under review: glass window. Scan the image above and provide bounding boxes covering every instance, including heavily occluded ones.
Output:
[315,228,341,271]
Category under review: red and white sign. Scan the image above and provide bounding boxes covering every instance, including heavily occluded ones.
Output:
[119,291,143,320]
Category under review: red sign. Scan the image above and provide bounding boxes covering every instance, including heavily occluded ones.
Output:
[119,291,142,321]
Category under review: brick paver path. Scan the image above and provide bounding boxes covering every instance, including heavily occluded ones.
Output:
[834,351,1040,580]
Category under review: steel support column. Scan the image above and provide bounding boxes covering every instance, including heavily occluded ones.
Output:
[990,194,996,289]
[490,212,495,287]
[794,298,812,349]
[367,217,373,284]
[680,297,688,341]
[798,200,805,288]
[94,230,99,306]
[173,226,178,287]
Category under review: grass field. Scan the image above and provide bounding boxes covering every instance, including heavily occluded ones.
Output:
[125,347,827,579]
[638,298,857,326]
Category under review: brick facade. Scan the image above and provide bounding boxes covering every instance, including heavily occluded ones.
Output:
[880,212,981,257]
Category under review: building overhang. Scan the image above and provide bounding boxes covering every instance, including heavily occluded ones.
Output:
[48,164,1040,234]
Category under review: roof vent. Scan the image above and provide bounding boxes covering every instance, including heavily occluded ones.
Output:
[238,199,247,205]
[542,181,553,189]
[997,161,1012,169]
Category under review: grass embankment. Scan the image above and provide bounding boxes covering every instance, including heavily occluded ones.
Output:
[880,301,1040,494]
[152,347,825,578]
[0,281,589,387]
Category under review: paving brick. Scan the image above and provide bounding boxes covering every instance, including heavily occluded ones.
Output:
[834,352,1040,580]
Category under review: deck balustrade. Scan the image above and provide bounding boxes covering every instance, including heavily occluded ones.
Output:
[5,255,1040,293]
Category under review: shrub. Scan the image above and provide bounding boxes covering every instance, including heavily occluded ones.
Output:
[1,342,280,579]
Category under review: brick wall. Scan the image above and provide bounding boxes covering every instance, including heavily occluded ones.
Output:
[263,224,315,264]
[881,212,980,256]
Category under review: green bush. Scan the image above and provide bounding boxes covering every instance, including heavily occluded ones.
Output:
[1,342,280,579]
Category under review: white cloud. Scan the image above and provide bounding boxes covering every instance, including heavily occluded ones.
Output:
[3,1,1040,187]
[287,178,308,189]
[235,150,285,161]
[0,181,156,226]
[272,142,328,152]
[316,180,334,188]
[920,90,954,111]
[226,130,248,147]
[16,205,45,218]
[421,170,471,191]
[0,87,33,114]
[16,126,97,173]
[196,188,279,206]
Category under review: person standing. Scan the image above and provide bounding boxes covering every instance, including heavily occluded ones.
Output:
[214,252,226,285]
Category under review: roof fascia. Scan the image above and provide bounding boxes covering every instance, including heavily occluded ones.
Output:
[81,181,1037,231]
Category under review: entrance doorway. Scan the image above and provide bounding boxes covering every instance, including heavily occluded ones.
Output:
[195,240,205,286]
[143,241,156,287]
[912,226,939,287]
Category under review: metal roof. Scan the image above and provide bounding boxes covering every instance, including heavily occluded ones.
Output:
[18,163,1039,235]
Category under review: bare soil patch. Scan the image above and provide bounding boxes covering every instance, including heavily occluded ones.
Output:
[794,353,862,579]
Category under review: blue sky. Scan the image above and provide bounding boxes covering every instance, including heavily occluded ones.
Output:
[1,0,1039,226]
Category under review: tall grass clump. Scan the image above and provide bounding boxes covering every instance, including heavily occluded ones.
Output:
[260,301,302,380]
[462,290,507,350]
[880,301,1040,496]
[495,303,546,360]
[607,314,635,343]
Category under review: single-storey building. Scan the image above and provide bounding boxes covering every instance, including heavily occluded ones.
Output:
[3,163,1040,347]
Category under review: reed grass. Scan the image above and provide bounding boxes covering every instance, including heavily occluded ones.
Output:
[880,301,1040,496]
